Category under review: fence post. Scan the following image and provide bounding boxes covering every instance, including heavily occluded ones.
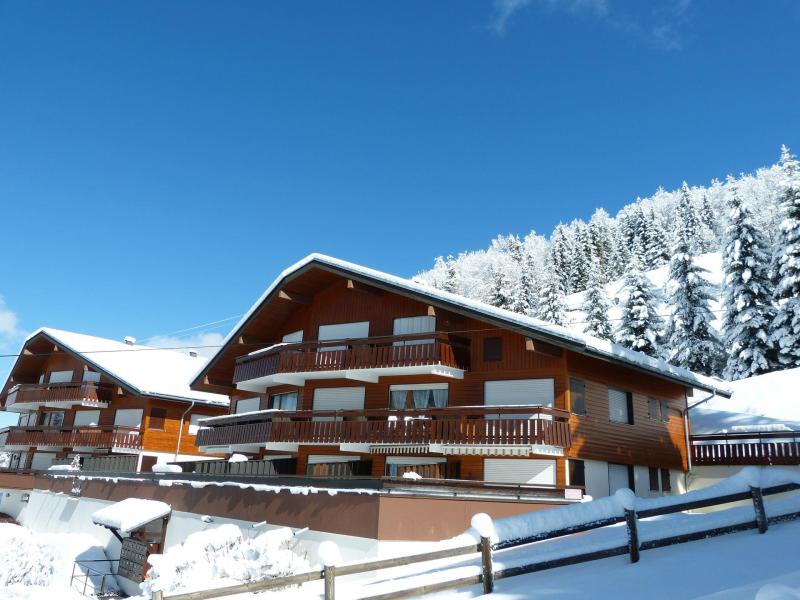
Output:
[750,486,768,534]
[624,509,640,563]
[324,565,336,600]
[152,591,163,600]
[480,536,494,594]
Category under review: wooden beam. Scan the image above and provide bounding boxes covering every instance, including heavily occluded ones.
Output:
[427,305,436,317]
[278,289,311,305]
[525,337,563,358]
[346,279,383,295]
[238,335,271,346]
[204,375,234,389]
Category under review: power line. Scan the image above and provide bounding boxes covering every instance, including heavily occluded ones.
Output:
[141,314,244,342]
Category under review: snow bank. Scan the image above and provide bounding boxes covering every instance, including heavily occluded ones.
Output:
[152,463,183,474]
[141,524,309,597]
[47,464,80,472]
[91,498,171,534]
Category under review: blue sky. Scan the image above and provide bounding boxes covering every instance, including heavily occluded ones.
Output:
[0,0,798,407]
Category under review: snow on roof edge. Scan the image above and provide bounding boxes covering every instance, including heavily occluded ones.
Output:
[194,253,732,397]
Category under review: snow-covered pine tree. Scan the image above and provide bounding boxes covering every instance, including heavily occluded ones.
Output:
[582,263,612,340]
[615,256,663,357]
[666,210,724,376]
[642,209,669,268]
[721,176,774,379]
[507,235,536,315]
[571,221,593,292]
[442,255,459,295]
[676,182,700,252]
[588,208,615,282]
[487,266,513,311]
[549,224,575,294]
[769,145,800,368]
[536,265,567,326]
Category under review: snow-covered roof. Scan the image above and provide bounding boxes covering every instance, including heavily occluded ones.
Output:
[194,253,732,396]
[26,328,228,406]
[691,368,800,434]
[91,498,171,534]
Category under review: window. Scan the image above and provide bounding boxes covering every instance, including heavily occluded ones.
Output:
[114,409,143,429]
[660,400,670,423]
[82,370,102,383]
[48,370,73,384]
[235,397,261,414]
[149,408,167,430]
[568,459,586,487]
[608,388,633,425]
[318,321,370,351]
[389,384,448,410]
[73,410,100,427]
[281,330,303,344]
[40,411,65,427]
[483,337,503,362]
[484,380,555,419]
[393,316,435,346]
[608,463,634,494]
[269,391,298,411]
[570,379,586,415]
[188,414,204,435]
[648,397,659,421]
[661,468,672,492]
[385,456,447,478]
[649,467,660,492]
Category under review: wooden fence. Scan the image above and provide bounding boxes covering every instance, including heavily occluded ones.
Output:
[691,432,800,466]
[151,479,800,600]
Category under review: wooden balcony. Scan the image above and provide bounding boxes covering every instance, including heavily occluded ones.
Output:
[691,432,800,466]
[233,333,469,391]
[196,406,571,453]
[4,382,114,412]
[2,426,142,451]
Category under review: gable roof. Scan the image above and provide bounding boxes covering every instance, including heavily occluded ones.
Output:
[10,328,228,406]
[192,253,733,397]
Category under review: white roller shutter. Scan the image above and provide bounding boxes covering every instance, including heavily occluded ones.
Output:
[307,455,360,464]
[31,453,56,471]
[113,409,143,429]
[73,410,100,427]
[313,387,365,421]
[608,388,629,423]
[484,379,555,407]
[393,316,435,346]
[483,459,556,485]
[318,322,369,351]
[235,397,261,414]
[609,463,632,494]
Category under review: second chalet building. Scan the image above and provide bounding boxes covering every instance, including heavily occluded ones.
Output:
[192,254,732,499]
[0,329,228,472]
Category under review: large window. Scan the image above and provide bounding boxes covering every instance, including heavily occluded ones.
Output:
[484,379,554,419]
[73,410,100,427]
[389,384,448,410]
[570,379,586,415]
[40,411,65,427]
[48,370,73,384]
[318,322,370,351]
[269,391,298,411]
[82,370,102,383]
[392,316,435,346]
[608,388,634,425]
[114,409,144,429]
[235,397,261,414]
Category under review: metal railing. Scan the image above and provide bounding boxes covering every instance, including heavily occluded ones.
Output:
[70,558,119,597]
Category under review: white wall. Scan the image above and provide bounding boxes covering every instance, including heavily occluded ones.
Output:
[0,488,31,519]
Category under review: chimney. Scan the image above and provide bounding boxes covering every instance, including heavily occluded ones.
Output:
[188,351,198,358]
[123,336,136,346]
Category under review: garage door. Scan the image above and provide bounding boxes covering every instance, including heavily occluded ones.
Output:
[483,459,556,485]
[312,387,365,421]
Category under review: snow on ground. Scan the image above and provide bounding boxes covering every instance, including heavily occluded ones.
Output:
[693,368,800,434]
[139,524,311,598]
[0,523,115,599]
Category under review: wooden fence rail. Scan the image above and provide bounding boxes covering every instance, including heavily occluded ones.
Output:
[152,479,800,600]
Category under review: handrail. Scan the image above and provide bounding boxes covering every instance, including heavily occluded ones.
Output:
[691,431,800,442]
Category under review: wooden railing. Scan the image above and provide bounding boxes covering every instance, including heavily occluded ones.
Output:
[4,382,114,409]
[691,432,800,466]
[4,426,142,450]
[177,457,298,477]
[233,332,469,383]
[196,406,571,449]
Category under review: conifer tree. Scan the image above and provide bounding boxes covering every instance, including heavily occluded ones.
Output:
[769,145,800,368]
[615,256,663,357]
[722,177,774,379]
[643,210,670,267]
[582,263,613,340]
[536,265,567,326]
[666,210,724,376]
[549,224,576,294]
[676,182,700,252]
[488,266,513,311]
[507,235,536,315]
[442,255,459,295]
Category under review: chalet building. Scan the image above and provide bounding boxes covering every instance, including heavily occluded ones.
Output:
[191,254,732,500]
[0,328,228,472]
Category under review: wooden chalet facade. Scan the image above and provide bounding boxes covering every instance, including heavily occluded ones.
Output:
[191,255,732,500]
[0,328,228,472]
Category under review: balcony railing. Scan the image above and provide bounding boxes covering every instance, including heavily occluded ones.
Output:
[233,332,469,384]
[196,406,571,450]
[691,432,800,466]
[4,382,114,411]
[3,426,142,450]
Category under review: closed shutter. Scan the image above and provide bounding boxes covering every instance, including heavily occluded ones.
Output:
[114,409,144,429]
[484,379,555,407]
[609,463,632,494]
[31,453,56,471]
[307,455,360,464]
[73,410,101,427]
[235,397,261,414]
[313,387,365,421]
[483,459,556,485]
[318,322,369,351]
[608,388,630,424]
[48,370,73,383]
[393,316,435,346]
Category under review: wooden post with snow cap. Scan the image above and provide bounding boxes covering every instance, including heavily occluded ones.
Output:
[471,513,495,594]
[318,540,340,600]
[616,489,639,563]
[751,486,768,534]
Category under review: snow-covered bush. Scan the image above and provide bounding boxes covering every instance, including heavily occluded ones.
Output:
[0,525,57,587]
[141,524,309,596]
